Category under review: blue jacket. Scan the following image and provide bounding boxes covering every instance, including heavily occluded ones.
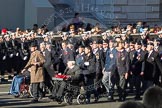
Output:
[104,48,117,72]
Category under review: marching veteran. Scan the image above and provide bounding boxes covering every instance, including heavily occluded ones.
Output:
[22,41,45,102]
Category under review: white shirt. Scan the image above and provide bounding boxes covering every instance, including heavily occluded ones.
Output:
[148,50,153,58]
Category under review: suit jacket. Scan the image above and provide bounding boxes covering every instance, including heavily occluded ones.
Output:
[44,49,54,77]
[24,50,45,83]
[105,48,117,73]
[103,48,108,64]
[131,49,146,75]
[129,50,136,64]
[93,48,104,74]
[61,47,75,65]
[82,53,96,76]
[116,49,130,76]
[0,42,6,58]
[143,50,162,81]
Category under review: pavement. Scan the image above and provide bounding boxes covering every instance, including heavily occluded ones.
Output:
[0,83,142,108]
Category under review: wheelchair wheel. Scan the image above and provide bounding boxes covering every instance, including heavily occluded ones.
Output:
[56,97,64,104]
[20,90,30,98]
[19,83,30,98]
[64,93,73,105]
[77,94,86,104]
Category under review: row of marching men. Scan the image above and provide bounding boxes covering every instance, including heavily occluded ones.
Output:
[46,37,162,103]
[45,33,162,103]
[1,31,162,102]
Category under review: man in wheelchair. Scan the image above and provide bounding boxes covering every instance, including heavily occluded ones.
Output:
[50,60,83,102]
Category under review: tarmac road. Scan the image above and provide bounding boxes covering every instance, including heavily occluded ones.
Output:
[0,84,141,108]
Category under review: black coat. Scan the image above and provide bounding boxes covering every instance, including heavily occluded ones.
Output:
[64,65,82,83]
[143,50,162,81]
[131,49,146,75]
[61,48,75,65]
[44,49,54,77]
[81,53,96,77]
[93,48,105,74]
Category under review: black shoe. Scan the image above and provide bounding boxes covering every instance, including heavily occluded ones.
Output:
[85,99,90,104]
[14,95,20,98]
[31,99,38,103]
[1,78,8,82]
[38,96,43,100]
[107,96,114,101]
[94,96,99,102]
[118,97,125,102]
[8,76,13,80]
[56,97,63,104]
[134,96,142,100]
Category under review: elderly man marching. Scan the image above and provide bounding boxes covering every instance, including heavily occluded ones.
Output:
[22,42,45,102]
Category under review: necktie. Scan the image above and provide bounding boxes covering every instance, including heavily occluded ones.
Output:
[118,52,121,58]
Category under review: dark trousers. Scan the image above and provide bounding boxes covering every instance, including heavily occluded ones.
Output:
[142,80,154,92]
[56,81,66,98]
[132,75,142,97]
[95,72,103,94]
[84,75,98,100]
[31,83,44,99]
[51,80,60,98]
[117,75,127,99]
[44,68,53,94]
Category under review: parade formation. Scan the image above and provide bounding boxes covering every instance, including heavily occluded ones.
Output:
[1,19,162,107]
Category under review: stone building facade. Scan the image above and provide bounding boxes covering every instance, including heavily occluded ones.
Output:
[0,0,162,30]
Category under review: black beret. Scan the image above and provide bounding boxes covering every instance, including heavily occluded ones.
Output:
[147,42,154,46]
[98,39,103,44]
[102,39,109,44]
[130,41,135,45]
[30,42,37,47]
[78,45,85,48]
[93,39,99,44]
[136,41,142,45]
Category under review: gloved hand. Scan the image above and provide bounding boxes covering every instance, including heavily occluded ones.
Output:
[84,62,89,66]
[66,76,71,81]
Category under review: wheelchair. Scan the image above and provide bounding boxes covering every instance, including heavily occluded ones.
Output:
[52,74,86,105]
[18,76,33,98]
[9,71,33,98]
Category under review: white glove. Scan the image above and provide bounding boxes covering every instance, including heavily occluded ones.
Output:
[9,54,14,58]
[3,56,6,60]
[58,73,62,75]
[23,56,28,61]
[16,52,19,56]
[84,62,89,66]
